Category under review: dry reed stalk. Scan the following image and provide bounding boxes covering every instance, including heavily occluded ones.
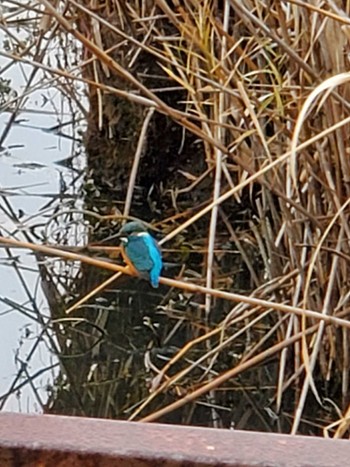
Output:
[2,0,350,435]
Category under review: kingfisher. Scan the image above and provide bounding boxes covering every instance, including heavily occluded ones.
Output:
[117,220,162,288]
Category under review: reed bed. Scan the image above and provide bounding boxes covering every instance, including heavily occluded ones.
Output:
[2,0,350,436]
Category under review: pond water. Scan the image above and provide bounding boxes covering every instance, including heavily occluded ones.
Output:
[0,5,86,411]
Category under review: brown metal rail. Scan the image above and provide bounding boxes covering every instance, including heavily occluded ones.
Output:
[0,412,349,466]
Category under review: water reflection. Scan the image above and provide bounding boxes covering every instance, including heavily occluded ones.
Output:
[0,2,86,411]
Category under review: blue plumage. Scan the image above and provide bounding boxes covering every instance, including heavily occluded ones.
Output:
[118,221,162,288]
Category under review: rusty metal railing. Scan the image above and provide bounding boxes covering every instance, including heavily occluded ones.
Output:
[0,412,349,466]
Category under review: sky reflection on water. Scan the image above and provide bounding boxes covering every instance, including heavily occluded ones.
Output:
[0,14,86,411]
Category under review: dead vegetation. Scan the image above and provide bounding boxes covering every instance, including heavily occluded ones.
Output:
[2,0,350,436]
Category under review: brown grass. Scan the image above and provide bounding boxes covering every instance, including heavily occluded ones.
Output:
[2,0,350,436]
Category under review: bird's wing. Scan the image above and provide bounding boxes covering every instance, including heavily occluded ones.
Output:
[125,236,154,272]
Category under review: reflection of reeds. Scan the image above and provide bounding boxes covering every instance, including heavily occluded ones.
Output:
[3,0,350,436]
[0,0,86,413]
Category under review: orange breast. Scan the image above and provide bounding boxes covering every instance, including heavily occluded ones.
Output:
[121,245,138,275]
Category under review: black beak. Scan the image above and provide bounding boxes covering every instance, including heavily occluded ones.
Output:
[101,232,124,243]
